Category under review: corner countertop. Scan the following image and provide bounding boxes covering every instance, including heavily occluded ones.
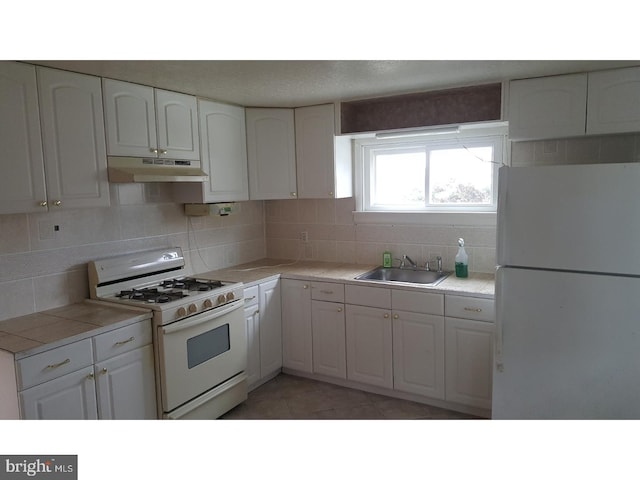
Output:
[198,259,495,299]
[0,300,153,359]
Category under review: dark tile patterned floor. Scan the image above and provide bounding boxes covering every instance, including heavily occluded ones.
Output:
[220,373,481,420]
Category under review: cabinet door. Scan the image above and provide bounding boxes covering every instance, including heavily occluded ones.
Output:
[295,103,336,199]
[445,317,494,409]
[95,344,157,419]
[281,279,312,372]
[0,62,47,214]
[175,99,249,203]
[244,302,261,389]
[259,278,282,377]
[345,304,393,389]
[311,300,346,379]
[102,78,158,157]
[20,366,98,420]
[587,67,640,135]
[37,67,110,209]
[155,89,200,160]
[392,311,445,398]
[508,73,587,140]
[246,108,297,200]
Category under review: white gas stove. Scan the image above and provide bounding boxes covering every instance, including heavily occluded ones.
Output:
[88,247,247,419]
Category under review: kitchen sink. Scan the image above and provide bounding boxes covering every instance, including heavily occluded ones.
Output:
[355,267,451,286]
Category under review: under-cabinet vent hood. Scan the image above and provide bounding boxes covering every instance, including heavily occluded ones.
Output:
[107,157,208,183]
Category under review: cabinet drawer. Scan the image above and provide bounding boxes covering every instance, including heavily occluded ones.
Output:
[244,285,259,307]
[445,296,495,323]
[392,289,444,315]
[345,285,391,309]
[93,320,152,362]
[17,339,93,390]
[311,282,344,303]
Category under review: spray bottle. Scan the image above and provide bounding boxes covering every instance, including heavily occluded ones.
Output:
[455,238,468,278]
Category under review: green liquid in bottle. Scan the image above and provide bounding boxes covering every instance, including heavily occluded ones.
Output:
[455,262,468,278]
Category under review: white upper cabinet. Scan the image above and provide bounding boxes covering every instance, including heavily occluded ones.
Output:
[587,66,640,135]
[155,89,199,160]
[246,108,297,200]
[508,73,588,140]
[37,66,110,209]
[102,79,157,157]
[173,99,248,203]
[0,62,47,214]
[295,103,352,199]
[103,79,199,161]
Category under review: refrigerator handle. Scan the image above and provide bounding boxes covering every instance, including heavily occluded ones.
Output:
[496,165,509,267]
[494,267,504,372]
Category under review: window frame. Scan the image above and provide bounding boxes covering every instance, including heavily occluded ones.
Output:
[353,125,507,226]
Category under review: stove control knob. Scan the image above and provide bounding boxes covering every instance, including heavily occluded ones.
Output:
[226,292,235,302]
[203,299,213,309]
[177,307,187,318]
[217,295,226,305]
[188,303,198,314]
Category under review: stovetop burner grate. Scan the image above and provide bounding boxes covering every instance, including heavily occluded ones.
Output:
[116,288,188,304]
[160,278,224,292]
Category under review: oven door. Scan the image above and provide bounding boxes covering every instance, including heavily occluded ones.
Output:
[158,300,246,413]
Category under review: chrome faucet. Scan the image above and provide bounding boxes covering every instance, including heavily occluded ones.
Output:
[436,256,443,273]
[401,254,417,270]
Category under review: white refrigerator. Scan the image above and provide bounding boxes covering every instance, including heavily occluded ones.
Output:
[493,163,640,419]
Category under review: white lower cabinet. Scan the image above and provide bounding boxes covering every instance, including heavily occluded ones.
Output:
[444,295,495,410]
[345,304,393,389]
[18,319,156,420]
[281,279,313,373]
[20,366,98,420]
[392,311,445,399]
[94,344,156,420]
[244,278,283,390]
[311,300,346,379]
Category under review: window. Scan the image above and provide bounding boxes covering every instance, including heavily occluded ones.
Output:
[355,127,505,222]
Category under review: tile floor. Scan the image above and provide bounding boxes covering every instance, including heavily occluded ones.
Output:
[220,373,482,420]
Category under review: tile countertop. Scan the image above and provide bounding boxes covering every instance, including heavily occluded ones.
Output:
[0,300,152,359]
[199,259,495,299]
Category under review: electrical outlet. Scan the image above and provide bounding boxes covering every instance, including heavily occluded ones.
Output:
[301,231,309,243]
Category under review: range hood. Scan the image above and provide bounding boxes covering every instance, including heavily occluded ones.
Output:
[107,157,208,183]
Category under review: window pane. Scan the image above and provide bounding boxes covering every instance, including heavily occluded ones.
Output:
[429,146,493,205]
[373,151,426,205]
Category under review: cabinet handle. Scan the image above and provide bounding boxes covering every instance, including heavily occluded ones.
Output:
[320,290,334,294]
[149,148,158,154]
[244,296,256,302]
[159,149,168,155]
[337,307,343,312]
[53,200,62,207]
[290,192,297,197]
[464,307,483,313]
[39,201,48,207]
[100,368,108,375]
[329,192,334,197]
[115,336,135,346]
[87,373,94,380]
[303,285,309,289]
[46,358,70,370]
[393,314,399,319]
[383,313,389,319]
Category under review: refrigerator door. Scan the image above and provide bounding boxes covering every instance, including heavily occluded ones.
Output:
[497,163,640,275]
[493,267,640,419]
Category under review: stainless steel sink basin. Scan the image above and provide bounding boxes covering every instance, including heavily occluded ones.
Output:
[355,267,451,286]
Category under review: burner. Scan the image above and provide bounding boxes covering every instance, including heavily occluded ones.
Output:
[181,278,224,292]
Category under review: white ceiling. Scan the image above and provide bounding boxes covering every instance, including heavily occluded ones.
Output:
[29,60,639,108]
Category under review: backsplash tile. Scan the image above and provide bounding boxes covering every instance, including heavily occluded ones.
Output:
[0,199,266,322]
[265,198,498,274]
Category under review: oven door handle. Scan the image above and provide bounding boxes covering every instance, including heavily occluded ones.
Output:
[162,301,243,335]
